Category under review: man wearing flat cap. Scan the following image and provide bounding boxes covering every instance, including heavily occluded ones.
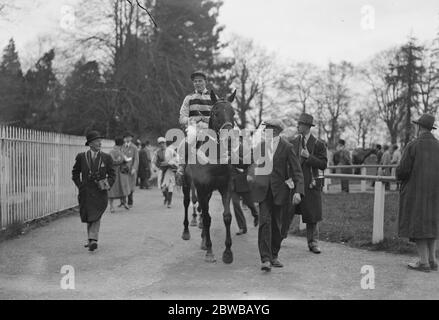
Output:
[72,131,115,251]
[251,119,304,271]
[397,114,439,272]
[121,132,139,208]
[177,71,214,182]
[289,113,328,254]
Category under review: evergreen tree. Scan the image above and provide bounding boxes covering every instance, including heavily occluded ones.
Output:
[0,38,25,125]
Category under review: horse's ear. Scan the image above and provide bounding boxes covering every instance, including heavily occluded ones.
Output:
[210,90,218,104]
[228,89,237,103]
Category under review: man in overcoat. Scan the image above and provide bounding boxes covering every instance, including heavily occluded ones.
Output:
[290,113,328,254]
[122,132,139,207]
[72,131,115,251]
[251,119,304,271]
[396,114,439,272]
[138,142,152,189]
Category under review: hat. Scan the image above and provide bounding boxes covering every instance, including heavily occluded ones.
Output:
[297,113,315,127]
[157,137,166,144]
[264,119,285,131]
[338,139,346,146]
[123,131,134,138]
[85,131,104,146]
[190,70,207,81]
[412,114,437,130]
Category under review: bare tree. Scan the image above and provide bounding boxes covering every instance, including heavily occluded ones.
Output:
[361,48,404,144]
[349,102,377,148]
[229,35,275,129]
[418,42,439,114]
[278,62,319,114]
[313,61,354,148]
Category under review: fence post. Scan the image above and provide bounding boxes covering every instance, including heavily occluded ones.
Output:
[323,168,330,193]
[372,180,385,244]
[361,167,367,192]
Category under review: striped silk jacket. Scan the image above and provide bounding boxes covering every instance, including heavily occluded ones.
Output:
[179,89,213,128]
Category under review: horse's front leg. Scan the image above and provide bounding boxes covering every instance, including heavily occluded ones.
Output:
[220,186,233,264]
[199,190,215,262]
[190,183,198,227]
[182,180,191,240]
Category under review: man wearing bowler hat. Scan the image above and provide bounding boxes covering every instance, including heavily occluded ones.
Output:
[72,131,115,251]
[251,119,304,271]
[290,113,328,254]
[121,132,139,208]
[397,114,439,272]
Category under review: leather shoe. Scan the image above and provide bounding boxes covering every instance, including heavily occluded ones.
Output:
[271,259,283,268]
[408,261,430,272]
[430,261,438,271]
[84,241,89,248]
[308,244,321,254]
[88,241,98,252]
[261,261,271,272]
[236,229,247,236]
[253,215,259,227]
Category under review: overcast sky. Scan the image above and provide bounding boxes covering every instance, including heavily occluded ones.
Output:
[0,0,438,67]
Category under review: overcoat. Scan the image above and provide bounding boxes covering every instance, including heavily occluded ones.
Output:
[290,134,327,223]
[251,137,305,206]
[72,151,115,223]
[121,142,139,192]
[108,147,131,199]
[396,132,439,240]
[138,148,151,180]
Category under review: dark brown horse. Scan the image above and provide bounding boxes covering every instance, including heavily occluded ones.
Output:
[181,90,237,264]
[352,148,378,174]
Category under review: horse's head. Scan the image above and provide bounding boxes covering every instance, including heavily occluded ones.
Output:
[208,90,236,132]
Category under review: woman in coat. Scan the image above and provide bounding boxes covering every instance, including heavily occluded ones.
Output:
[396,114,439,272]
[108,137,131,212]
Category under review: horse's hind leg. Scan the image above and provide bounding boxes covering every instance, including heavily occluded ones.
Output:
[220,187,233,264]
[182,180,191,241]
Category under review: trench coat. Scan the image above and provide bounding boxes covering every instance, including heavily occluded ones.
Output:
[290,135,328,223]
[121,142,139,193]
[251,137,305,206]
[108,147,131,199]
[396,132,439,240]
[72,151,115,223]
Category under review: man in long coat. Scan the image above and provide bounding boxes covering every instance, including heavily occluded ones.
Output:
[333,139,351,192]
[138,141,152,189]
[121,132,139,208]
[290,113,328,254]
[72,131,115,251]
[251,119,304,271]
[397,114,439,272]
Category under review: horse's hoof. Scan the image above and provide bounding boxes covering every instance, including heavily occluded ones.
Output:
[222,250,234,264]
[200,240,208,251]
[182,231,190,241]
[190,218,198,227]
[205,253,216,263]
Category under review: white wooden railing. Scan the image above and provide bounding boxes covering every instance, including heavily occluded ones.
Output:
[0,126,114,230]
[299,165,398,244]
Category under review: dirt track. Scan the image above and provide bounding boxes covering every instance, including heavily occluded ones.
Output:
[0,188,438,300]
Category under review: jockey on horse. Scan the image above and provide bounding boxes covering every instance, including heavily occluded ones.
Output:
[176,70,214,184]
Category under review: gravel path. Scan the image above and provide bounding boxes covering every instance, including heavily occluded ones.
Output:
[0,188,437,300]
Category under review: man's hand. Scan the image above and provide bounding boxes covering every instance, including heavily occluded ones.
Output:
[247,175,254,183]
[301,149,310,158]
[131,168,136,175]
[292,193,302,205]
